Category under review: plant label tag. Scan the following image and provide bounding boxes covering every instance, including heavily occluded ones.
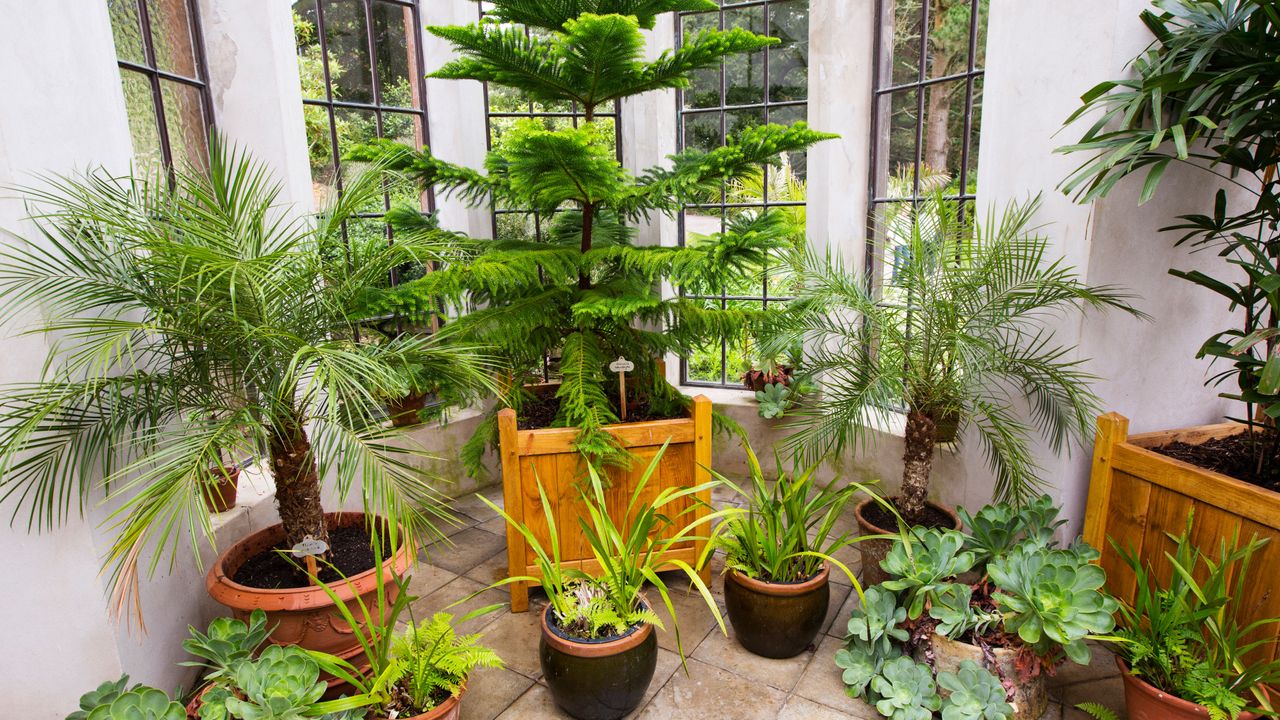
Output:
[291,536,329,557]
[609,357,635,373]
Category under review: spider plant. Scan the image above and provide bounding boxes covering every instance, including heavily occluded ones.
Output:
[481,443,735,657]
[769,195,1144,523]
[0,139,499,616]
[713,441,871,585]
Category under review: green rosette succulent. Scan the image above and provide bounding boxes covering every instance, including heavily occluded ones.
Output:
[988,544,1117,665]
[881,527,976,618]
[82,687,185,720]
[182,609,271,681]
[845,586,909,653]
[68,676,132,720]
[938,660,1014,720]
[870,656,942,720]
[223,646,327,720]
[957,494,1063,565]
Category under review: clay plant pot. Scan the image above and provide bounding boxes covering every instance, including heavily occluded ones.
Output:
[922,633,1047,720]
[203,466,240,514]
[724,563,830,659]
[388,392,428,427]
[855,498,960,586]
[205,512,413,667]
[1118,658,1264,720]
[539,603,658,720]
[934,410,961,443]
[398,681,467,720]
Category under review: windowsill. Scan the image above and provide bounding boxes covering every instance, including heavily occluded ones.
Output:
[679,384,914,440]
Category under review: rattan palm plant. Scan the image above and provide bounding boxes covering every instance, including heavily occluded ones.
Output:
[0,141,498,615]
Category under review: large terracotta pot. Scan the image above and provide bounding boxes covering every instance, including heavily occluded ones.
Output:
[206,512,413,665]
[855,498,960,586]
[539,603,658,720]
[1118,657,1264,720]
[203,466,240,514]
[921,633,1047,720]
[388,392,429,427]
[724,563,829,659]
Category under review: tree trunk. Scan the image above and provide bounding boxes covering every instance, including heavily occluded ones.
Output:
[578,203,595,289]
[900,409,937,524]
[269,421,330,548]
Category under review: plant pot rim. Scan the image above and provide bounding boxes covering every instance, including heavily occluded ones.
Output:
[854,497,961,535]
[1116,657,1264,720]
[395,679,467,720]
[540,602,654,658]
[205,511,412,611]
[726,562,830,596]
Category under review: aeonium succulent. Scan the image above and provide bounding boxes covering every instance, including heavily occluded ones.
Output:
[937,660,1015,720]
[881,527,977,618]
[222,646,328,720]
[870,656,942,720]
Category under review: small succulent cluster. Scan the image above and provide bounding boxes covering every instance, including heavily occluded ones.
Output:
[836,496,1117,720]
[66,678,185,720]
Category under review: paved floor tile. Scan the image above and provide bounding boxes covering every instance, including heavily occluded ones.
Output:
[691,624,815,693]
[460,666,534,720]
[793,633,880,718]
[423,527,507,576]
[409,575,509,635]
[635,658,788,720]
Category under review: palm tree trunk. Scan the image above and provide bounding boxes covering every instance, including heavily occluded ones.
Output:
[900,409,937,524]
[269,420,330,548]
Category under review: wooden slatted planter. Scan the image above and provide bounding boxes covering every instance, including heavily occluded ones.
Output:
[497,395,713,612]
[1084,413,1280,660]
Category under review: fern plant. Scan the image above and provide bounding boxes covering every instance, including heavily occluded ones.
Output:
[389,613,504,712]
[350,0,835,470]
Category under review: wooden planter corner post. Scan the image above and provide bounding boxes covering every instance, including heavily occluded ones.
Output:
[498,396,714,613]
[1084,412,1280,661]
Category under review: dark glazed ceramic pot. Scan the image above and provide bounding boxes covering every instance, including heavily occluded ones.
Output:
[855,498,960,586]
[724,563,829,659]
[539,604,658,720]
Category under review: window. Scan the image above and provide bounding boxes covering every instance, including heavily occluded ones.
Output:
[108,0,214,171]
[293,0,434,234]
[676,0,810,387]
[866,0,987,297]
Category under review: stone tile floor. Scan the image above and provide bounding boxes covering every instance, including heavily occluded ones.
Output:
[411,484,1126,720]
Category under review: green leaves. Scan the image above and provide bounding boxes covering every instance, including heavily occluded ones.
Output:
[870,657,942,720]
[845,586,909,654]
[502,120,626,210]
[881,528,977,618]
[391,613,504,711]
[937,660,1015,720]
[754,382,791,419]
[224,646,328,720]
[480,0,717,31]
[181,609,270,681]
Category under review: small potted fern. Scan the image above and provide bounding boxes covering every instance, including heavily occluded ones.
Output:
[713,442,871,658]
[482,446,731,720]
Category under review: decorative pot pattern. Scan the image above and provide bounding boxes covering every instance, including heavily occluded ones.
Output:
[922,633,1048,720]
[205,512,412,662]
[538,604,658,720]
[855,498,960,586]
[724,564,829,659]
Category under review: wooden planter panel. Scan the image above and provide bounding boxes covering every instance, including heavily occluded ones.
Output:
[498,396,712,612]
[1085,413,1280,661]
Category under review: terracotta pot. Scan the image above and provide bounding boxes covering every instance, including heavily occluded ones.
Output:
[396,681,466,720]
[724,564,829,659]
[539,603,658,720]
[935,411,961,443]
[206,512,413,664]
[1118,657,1264,720]
[388,392,428,427]
[855,498,960,586]
[922,633,1047,720]
[203,466,240,514]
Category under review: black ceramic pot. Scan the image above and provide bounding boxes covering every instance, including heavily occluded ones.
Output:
[539,604,658,720]
[724,563,830,658]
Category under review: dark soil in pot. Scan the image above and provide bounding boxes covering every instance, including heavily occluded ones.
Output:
[1152,431,1280,493]
[856,498,960,586]
[539,605,658,720]
[725,564,829,659]
[517,389,683,430]
[231,525,391,588]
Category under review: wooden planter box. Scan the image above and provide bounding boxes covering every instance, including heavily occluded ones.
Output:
[497,395,713,612]
[1084,413,1280,660]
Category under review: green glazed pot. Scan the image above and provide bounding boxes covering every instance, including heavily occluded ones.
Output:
[539,604,658,720]
[725,563,830,658]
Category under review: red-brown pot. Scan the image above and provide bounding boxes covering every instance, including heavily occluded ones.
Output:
[854,498,960,585]
[388,392,428,427]
[396,682,466,720]
[1118,657,1265,720]
[205,512,412,665]
[203,467,240,514]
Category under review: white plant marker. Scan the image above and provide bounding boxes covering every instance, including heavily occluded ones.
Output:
[609,356,635,421]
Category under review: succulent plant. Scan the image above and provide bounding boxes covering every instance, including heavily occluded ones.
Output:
[881,527,977,618]
[754,382,791,419]
[926,583,992,639]
[957,494,1063,565]
[835,641,902,697]
[845,586,909,653]
[988,544,1117,665]
[870,656,942,720]
[68,676,132,720]
[223,646,328,720]
[937,660,1014,720]
[78,686,185,720]
[182,609,271,680]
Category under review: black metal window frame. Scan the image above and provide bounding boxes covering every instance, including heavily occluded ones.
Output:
[675,0,808,388]
[864,0,985,287]
[113,0,216,170]
[299,0,437,228]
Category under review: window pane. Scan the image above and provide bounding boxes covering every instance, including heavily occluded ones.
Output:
[723,6,765,106]
[920,79,964,184]
[295,3,327,101]
[372,1,417,108]
[121,70,163,167]
[108,0,147,64]
[768,1,808,102]
[146,0,199,78]
[682,12,721,110]
[160,79,209,171]
[884,89,919,198]
[889,0,923,87]
[322,0,374,104]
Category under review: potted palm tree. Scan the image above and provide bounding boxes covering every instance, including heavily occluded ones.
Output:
[714,441,872,658]
[481,446,731,720]
[775,196,1142,583]
[0,143,496,658]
